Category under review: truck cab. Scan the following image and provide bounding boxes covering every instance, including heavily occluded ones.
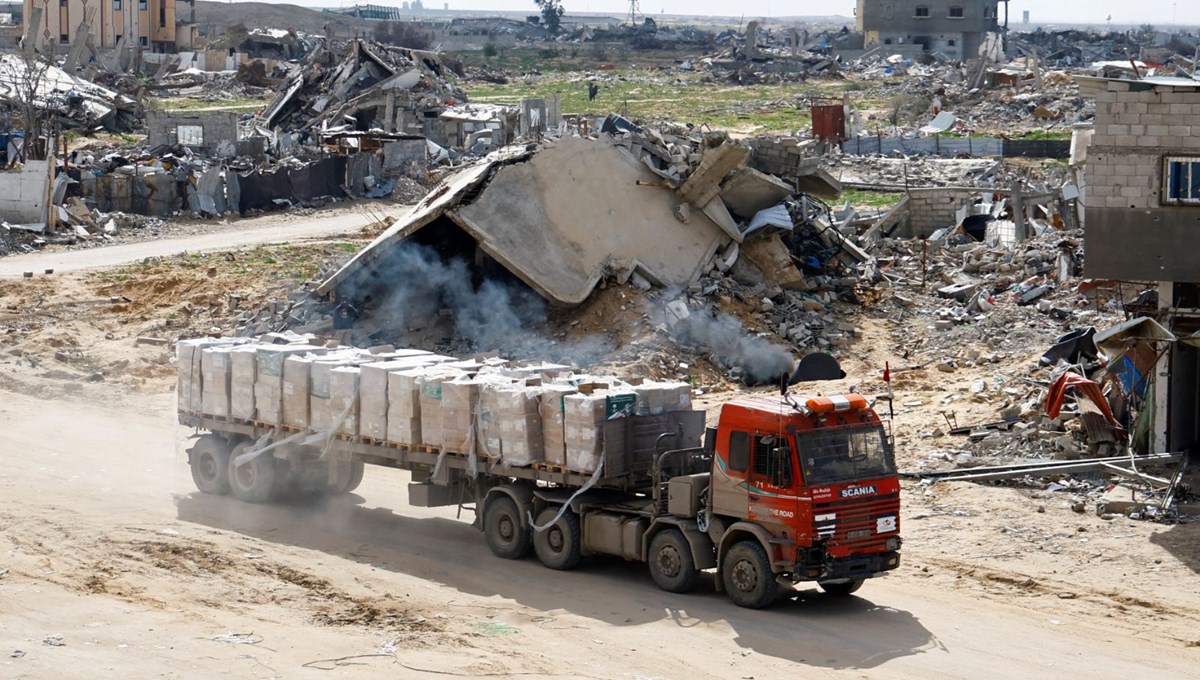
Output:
[702,395,901,607]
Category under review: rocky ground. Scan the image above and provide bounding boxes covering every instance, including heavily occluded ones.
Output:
[2,202,1198,678]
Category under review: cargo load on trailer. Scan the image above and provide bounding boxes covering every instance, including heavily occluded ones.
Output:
[177,334,900,608]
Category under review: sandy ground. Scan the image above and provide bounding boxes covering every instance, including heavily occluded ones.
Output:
[1,387,1197,680]
[2,217,1199,678]
[0,203,394,278]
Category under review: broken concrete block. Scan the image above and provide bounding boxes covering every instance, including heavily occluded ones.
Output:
[719,166,793,219]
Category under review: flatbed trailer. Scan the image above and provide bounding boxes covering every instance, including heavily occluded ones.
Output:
[182,393,902,609]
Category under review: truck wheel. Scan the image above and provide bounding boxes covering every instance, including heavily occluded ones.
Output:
[484,496,532,559]
[649,529,699,593]
[327,460,365,494]
[188,434,231,495]
[227,441,278,504]
[533,507,583,570]
[819,579,864,596]
[721,540,778,609]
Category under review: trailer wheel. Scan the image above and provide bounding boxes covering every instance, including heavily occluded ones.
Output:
[228,441,278,504]
[188,434,231,495]
[328,461,365,494]
[721,540,778,609]
[648,529,699,593]
[819,579,864,596]
[533,507,583,570]
[484,496,532,559]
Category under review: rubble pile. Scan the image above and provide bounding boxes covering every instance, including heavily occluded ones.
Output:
[261,39,466,133]
[0,54,142,133]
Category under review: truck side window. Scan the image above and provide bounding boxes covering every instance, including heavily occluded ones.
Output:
[728,431,750,471]
[752,435,793,488]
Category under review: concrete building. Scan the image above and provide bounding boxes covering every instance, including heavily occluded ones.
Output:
[23,0,194,52]
[855,0,1000,60]
[1078,75,1200,457]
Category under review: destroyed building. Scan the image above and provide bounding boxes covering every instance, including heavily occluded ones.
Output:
[24,0,196,52]
[1078,75,1200,458]
[855,0,1000,60]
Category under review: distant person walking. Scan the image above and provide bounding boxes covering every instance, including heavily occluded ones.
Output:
[587,81,600,102]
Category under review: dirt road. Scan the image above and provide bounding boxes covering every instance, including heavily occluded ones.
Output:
[0,208,387,278]
[0,387,1194,679]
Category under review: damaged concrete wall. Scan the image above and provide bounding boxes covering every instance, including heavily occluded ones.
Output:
[453,136,729,305]
[903,187,984,237]
[146,110,240,155]
[0,157,51,224]
[1083,80,1200,283]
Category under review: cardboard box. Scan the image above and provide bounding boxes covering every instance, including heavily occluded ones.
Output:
[539,384,578,467]
[254,344,326,424]
[281,354,318,429]
[357,356,448,441]
[562,390,635,472]
[199,346,234,417]
[416,368,466,449]
[229,345,259,420]
[176,337,232,414]
[634,380,693,415]
[328,366,361,436]
[440,377,483,454]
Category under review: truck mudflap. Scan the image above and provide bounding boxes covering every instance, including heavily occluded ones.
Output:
[797,550,900,583]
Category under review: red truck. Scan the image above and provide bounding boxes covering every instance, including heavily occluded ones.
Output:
[184,392,900,608]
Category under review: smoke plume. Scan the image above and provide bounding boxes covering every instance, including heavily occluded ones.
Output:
[670,306,795,385]
[349,242,609,364]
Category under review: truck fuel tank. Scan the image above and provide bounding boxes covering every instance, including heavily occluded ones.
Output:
[668,473,710,517]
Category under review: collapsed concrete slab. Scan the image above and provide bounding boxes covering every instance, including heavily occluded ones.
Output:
[720,167,794,219]
[319,136,731,306]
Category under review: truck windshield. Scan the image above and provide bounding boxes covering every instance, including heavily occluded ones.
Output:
[795,424,894,486]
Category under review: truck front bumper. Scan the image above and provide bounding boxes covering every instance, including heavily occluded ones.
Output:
[791,549,901,582]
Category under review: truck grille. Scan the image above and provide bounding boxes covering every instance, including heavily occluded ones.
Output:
[812,492,900,549]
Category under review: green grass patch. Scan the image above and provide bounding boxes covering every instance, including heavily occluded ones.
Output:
[160,96,271,113]
[1013,129,1073,141]
[840,189,905,209]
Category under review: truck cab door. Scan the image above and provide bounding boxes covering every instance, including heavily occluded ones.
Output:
[746,434,803,540]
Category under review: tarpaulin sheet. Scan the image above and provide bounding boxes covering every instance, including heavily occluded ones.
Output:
[1044,371,1126,440]
[237,168,291,213]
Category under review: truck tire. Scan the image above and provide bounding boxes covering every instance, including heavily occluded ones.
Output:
[533,507,583,570]
[819,579,864,596]
[328,460,365,494]
[228,441,278,504]
[189,434,231,495]
[484,496,532,559]
[721,540,778,609]
[648,529,699,593]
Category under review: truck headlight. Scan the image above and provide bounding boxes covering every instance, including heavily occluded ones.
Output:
[886,537,900,551]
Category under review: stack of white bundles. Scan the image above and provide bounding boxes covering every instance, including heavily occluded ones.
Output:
[414,367,467,448]
[328,366,362,436]
[309,350,371,432]
[475,380,507,459]
[281,354,320,429]
[634,380,693,415]
[200,345,237,417]
[496,383,545,466]
[358,354,455,441]
[381,363,456,446]
[669,382,693,411]
[176,337,236,414]
[539,384,578,467]
[254,344,326,425]
[440,376,485,454]
[229,345,260,420]
[563,392,609,473]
